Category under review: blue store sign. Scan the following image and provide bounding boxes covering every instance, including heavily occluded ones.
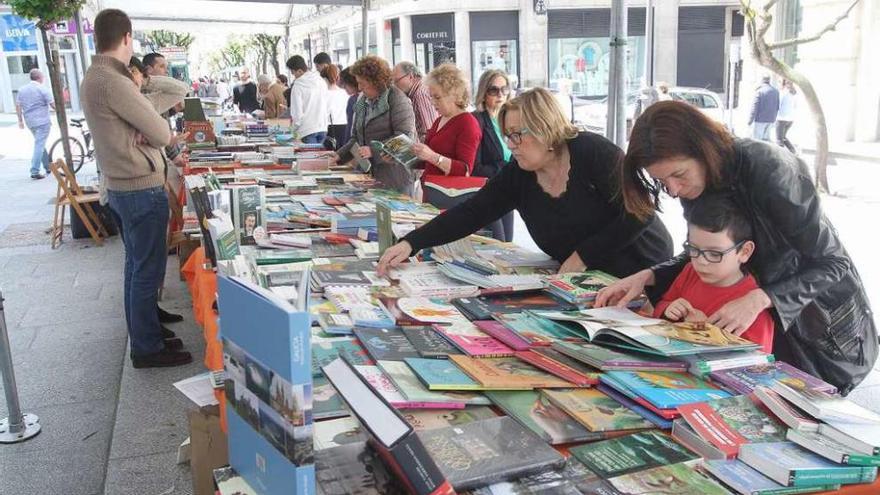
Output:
[1,14,39,52]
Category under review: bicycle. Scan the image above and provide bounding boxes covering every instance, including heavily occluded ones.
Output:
[49,117,95,175]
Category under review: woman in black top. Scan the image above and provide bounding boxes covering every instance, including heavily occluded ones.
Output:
[378,88,673,277]
[596,100,877,394]
[472,69,515,242]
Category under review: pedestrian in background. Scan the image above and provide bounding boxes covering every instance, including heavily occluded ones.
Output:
[776,79,798,154]
[392,61,437,142]
[15,69,55,179]
[748,75,779,142]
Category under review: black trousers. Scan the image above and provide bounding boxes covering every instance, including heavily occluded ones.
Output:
[776,120,795,153]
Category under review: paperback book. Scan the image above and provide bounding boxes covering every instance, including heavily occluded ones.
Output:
[400,407,497,432]
[596,383,674,429]
[602,370,730,410]
[608,462,730,495]
[372,134,419,170]
[676,394,787,458]
[754,386,820,432]
[544,270,626,305]
[378,360,489,407]
[484,390,603,445]
[354,327,421,361]
[432,322,514,358]
[786,429,880,467]
[771,381,880,424]
[405,357,485,391]
[703,459,840,495]
[354,364,459,409]
[449,355,574,390]
[517,348,601,386]
[551,340,688,371]
[569,430,699,479]
[710,361,837,395]
[452,291,576,321]
[492,311,584,345]
[739,441,879,487]
[542,388,653,432]
[402,326,462,358]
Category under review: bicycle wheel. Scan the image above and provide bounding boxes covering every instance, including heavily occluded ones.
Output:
[48,137,85,175]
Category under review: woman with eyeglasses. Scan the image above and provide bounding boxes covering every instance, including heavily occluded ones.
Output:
[378,87,673,278]
[407,64,483,208]
[471,69,515,241]
[595,100,877,395]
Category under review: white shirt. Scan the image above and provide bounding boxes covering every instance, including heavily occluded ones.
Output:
[216,82,231,101]
[327,86,349,126]
[777,91,797,122]
[291,70,329,138]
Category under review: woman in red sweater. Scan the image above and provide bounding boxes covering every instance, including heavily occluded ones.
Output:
[409,64,483,207]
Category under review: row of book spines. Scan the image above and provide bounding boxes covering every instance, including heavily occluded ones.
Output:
[788,467,877,486]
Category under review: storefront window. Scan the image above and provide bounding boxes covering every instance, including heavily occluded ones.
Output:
[412,13,455,75]
[549,36,645,98]
[471,40,518,92]
[414,42,455,74]
[7,55,39,100]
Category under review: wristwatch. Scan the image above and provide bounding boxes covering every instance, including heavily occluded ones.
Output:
[435,154,443,166]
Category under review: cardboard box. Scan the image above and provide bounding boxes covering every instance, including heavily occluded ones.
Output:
[188,405,229,495]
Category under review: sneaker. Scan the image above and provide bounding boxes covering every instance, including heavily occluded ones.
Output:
[163,338,184,351]
[31,173,46,180]
[132,349,193,369]
[158,306,184,323]
[161,325,176,339]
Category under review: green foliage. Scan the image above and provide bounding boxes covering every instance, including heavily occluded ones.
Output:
[145,30,195,50]
[207,36,248,72]
[7,0,86,29]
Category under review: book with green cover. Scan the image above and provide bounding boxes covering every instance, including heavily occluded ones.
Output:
[376,202,394,255]
[552,340,687,371]
[378,360,490,406]
[311,338,374,377]
[542,388,653,432]
[608,462,731,495]
[677,394,787,458]
[312,375,349,420]
[569,431,699,479]
[545,270,623,303]
[405,357,484,391]
[484,390,603,445]
[739,441,879,487]
[786,429,880,467]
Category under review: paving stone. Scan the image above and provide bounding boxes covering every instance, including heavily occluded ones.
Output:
[0,444,106,495]
[0,399,115,455]
[103,451,193,495]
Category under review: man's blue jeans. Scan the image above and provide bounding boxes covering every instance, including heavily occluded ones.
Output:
[302,131,326,144]
[28,123,51,176]
[107,187,169,357]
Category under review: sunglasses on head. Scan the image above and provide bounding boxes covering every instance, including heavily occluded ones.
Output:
[486,85,510,97]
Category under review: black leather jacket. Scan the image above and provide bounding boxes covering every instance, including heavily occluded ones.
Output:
[652,139,878,395]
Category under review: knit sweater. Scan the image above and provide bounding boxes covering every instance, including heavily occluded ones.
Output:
[81,55,170,191]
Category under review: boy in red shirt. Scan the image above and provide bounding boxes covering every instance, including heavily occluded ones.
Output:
[653,195,774,353]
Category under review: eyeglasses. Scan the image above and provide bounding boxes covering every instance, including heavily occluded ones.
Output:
[683,240,744,263]
[486,85,510,97]
[504,128,531,145]
[394,74,410,84]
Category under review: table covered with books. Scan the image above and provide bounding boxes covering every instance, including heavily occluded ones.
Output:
[172,117,880,495]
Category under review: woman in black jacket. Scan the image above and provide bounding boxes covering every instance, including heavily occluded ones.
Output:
[378,88,673,278]
[597,100,878,395]
[472,70,515,241]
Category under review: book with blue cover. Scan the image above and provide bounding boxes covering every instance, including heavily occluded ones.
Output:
[739,441,879,487]
[217,275,315,495]
[602,370,730,409]
[704,459,839,495]
[405,357,484,391]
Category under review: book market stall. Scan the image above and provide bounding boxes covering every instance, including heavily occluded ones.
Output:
[170,101,880,495]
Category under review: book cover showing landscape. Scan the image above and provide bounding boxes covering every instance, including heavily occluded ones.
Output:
[569,431,698,479]
[547,271,620,301]
[452,291,576,321]
[417,416,565,491]
[485,390,601,445]
[542,388,653,432]
[450,356,573,390]
[711,361,838,395]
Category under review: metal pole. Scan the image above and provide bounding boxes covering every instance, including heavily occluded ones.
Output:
[74,10,90,76]
[361,0,370,58]
[0,290,41,443]
[644,0,654,86]
[608,0,628,147]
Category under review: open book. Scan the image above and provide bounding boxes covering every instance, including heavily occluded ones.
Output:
[530,307,760,357]
[372,134,420,170]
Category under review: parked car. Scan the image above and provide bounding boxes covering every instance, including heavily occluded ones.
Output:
[573,86,726,135]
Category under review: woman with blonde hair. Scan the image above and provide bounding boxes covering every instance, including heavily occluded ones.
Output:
[378,87,673,276]
[472,69,514,240]
[256,74,286,119]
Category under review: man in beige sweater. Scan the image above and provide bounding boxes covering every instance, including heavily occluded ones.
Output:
[81,8,191,368]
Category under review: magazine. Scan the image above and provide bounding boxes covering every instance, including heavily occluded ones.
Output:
[372,134,419,170]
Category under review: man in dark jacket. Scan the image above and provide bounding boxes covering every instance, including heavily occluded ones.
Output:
[748,76,779,142]
[233,68,259,114]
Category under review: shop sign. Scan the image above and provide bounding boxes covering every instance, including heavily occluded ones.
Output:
[411,13,454,44]
[534,0,548,16]
[1,14,39,52]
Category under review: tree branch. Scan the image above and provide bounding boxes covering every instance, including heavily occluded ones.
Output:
[768,0,860,50]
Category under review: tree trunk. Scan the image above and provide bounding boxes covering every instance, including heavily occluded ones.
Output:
[787,75,830,192]
[40,28,72,170]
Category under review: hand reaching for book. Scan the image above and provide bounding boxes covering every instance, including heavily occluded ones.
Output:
[595,269,654,308]
[377,241,413,276]
[358,146,373,159]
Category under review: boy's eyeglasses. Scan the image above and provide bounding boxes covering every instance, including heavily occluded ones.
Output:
[486,85,510,97]
[683,240,744,263]
[504,128,531,145]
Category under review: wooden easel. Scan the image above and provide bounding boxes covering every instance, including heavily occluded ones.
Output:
[49,160,108,249]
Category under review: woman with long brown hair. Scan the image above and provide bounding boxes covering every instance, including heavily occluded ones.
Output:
[596,100,877,394]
